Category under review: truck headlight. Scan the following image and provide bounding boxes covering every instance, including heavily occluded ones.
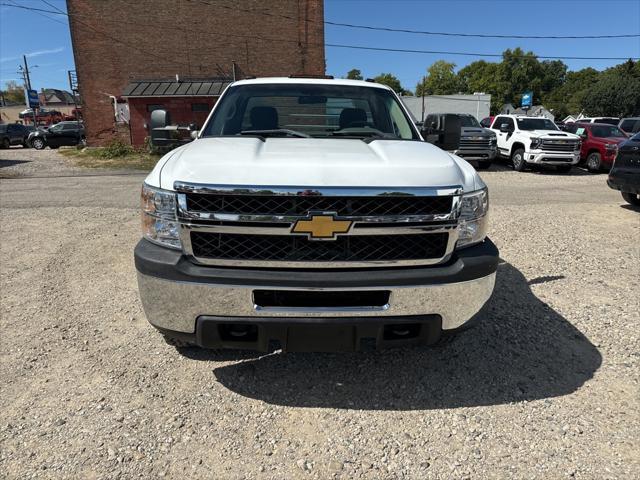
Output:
[141,184,181,250]
[530,137,542,149]
[457,188,489,249]
[489,136,497,146]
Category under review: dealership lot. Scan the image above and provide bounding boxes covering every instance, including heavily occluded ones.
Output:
[1,149,638,479]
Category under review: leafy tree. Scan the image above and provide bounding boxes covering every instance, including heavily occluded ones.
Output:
[582,67,640,117]
[456,60,503,113]
[1,80,25,104]
[416,61,461,96]
[542,67,599,119]
[373,73,412,95]
[346,69,363,80]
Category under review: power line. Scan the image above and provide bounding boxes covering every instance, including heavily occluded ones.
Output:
[325,43,639,61]
[2,3,639,62]
[192,0,640,40]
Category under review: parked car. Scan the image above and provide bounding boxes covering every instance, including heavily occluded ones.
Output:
[490,115,581,173]
[567,122,628,172]
[29,121,85,150]
[618,117,640,136]
[135,77,498,351]
[607,132,640,206]
[480,116,494,128]
[423,113,497,169]
[577,117,620,126]
[0,123,31,148]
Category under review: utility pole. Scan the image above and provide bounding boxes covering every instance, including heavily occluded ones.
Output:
[22,55,38,128]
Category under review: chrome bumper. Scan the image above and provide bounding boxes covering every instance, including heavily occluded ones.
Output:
[137,271,496,334]
[527,151,580,165]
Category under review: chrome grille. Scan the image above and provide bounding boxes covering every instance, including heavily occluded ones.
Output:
[541,139,578,152]
[175,183,462,268]
[186,193,453,216]
[191,232,449,262]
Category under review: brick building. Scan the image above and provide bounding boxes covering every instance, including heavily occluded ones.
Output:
[66,0,325,146]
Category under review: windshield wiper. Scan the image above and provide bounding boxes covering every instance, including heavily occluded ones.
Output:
[240,129,310,138]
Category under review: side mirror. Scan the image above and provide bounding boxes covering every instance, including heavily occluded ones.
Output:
[190,130,199,140]
[499,123,510,133]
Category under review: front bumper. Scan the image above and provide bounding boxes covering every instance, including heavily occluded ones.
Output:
[452,148,497,161]
[526,150,580,165]
[134,239,498,350]
[608,167,640,194]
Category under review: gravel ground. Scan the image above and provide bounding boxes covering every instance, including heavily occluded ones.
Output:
[0,146,146,178]
[1,149,639,479]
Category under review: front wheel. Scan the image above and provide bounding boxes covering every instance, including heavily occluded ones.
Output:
[586,152,602,172]
[622,192,640,206]
[31,138,45,150]
[511,148,526,171]
[556,165,572,173]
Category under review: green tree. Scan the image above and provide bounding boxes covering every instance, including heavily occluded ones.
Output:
[373,73,412,95]
[497,48,546,108]
[416,60,461,96]
[1,80,25,104]
[582,66,640,117]
[542,67,599,119]
[346,69,363,80]
[456,60,503,112]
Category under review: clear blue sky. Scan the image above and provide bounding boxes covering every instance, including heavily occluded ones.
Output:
[1,0,639,93]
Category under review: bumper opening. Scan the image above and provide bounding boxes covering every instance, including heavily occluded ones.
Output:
[253,289,390,309]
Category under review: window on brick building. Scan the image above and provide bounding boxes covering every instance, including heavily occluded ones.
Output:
[146,104,165,112]
[191,103,209,112]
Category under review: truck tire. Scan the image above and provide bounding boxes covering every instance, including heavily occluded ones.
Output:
[622,192,640,206]
[476,160,491,170]
[511,148,526,171]
[587,152,602,173]
[31,138,45,150]
[556,165,572,173]
[586,152,602,172]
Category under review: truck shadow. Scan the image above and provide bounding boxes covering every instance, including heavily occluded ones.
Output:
[198,262,602,410]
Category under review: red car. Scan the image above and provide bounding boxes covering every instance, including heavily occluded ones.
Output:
[567,122,628,172]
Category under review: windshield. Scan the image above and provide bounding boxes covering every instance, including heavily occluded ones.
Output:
[593,118,619,126]
[202,83,419,140]
[516,118,558,131]
[459,115,481,127]
[591,125,626,138]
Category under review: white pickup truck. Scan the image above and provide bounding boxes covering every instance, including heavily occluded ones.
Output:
[490,114,581,172]
[134,77,498,352]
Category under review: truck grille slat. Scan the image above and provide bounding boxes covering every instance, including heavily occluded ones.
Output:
[541,140,578,152]
[186,194,453,216]
[191,232,449,262]
[459,139,491,149]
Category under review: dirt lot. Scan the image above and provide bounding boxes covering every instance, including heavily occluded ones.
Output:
[1,148,638,479]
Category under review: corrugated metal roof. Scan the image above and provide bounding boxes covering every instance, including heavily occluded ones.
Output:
[122,79,232,98]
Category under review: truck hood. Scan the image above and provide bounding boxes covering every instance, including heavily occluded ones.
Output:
[519,130,580,139]
[461,127,493,137]
[152,137,480,191]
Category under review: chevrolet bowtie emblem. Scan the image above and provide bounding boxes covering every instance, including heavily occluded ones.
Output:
[291,213,353,240]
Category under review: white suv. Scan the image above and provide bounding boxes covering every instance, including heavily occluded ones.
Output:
[491,115,581,172]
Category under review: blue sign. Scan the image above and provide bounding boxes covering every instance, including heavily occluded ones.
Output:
[521,91,533,108]
[26,89,39,109]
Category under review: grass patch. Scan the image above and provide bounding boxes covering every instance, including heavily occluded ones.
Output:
[60,141,162,171]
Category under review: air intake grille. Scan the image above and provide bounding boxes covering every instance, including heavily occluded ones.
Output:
[185,194,453,217]
[190,232,449,262]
